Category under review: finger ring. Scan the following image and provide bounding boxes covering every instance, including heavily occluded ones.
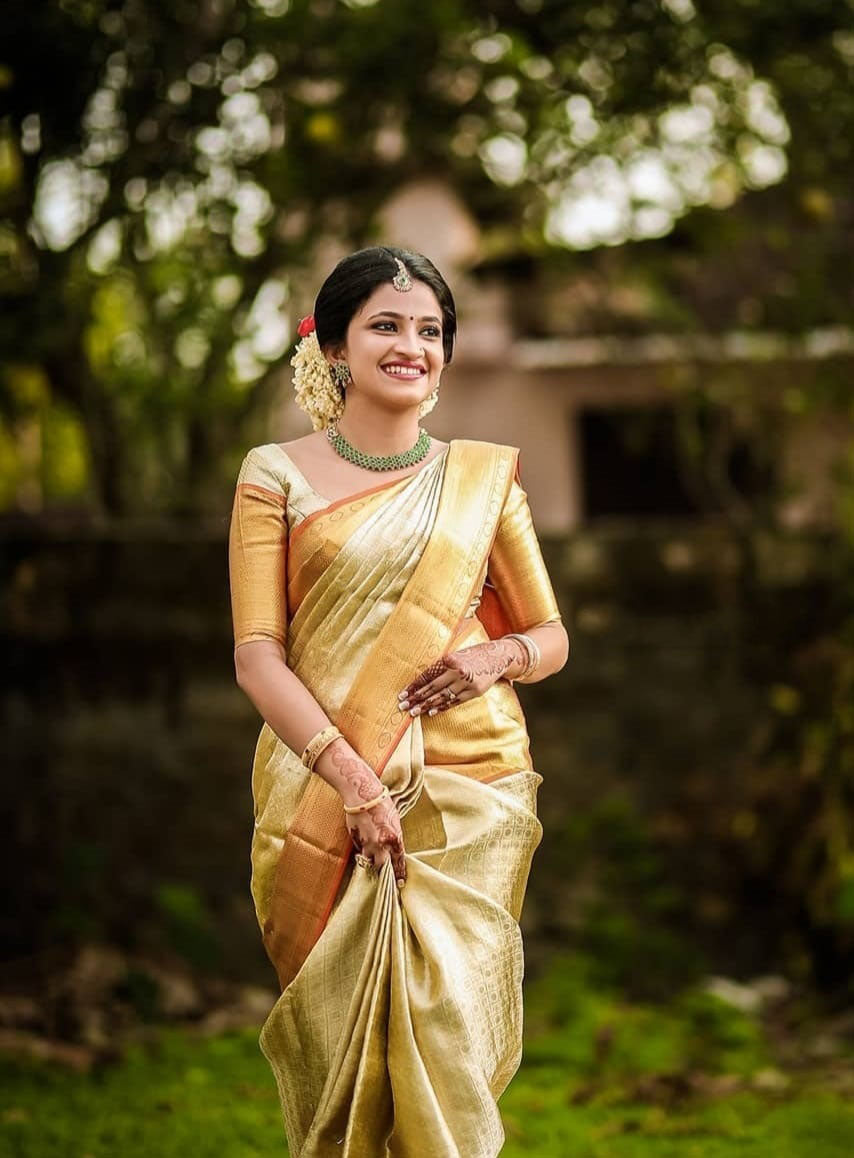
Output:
[443,688,456,701]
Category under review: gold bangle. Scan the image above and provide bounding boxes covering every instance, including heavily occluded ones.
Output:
[301,724,343,772]
[342,785,390,814]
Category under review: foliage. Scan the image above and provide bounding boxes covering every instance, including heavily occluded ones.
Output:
[735,550,854,989]
[541,793,707,999]
[2,0,853,510]
[667,376,854,987]
[542,523,854,990]
[522,954,769,1078]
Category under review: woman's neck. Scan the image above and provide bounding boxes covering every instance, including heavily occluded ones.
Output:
[335,402,423,456]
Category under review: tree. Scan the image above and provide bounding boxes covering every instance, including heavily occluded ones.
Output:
[6,0,845,512]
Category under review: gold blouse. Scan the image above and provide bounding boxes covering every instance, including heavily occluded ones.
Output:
[228,442,563,656]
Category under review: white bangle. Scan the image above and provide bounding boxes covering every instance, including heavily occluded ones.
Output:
[504,633,540,683]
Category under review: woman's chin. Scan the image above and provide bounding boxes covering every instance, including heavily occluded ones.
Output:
[369,383,434,410]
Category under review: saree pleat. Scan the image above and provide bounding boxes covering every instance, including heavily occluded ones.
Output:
[228,439,562,1158]
[259,766,543,1158]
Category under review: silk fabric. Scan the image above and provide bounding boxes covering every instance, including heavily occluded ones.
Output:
[228,439,562,1156]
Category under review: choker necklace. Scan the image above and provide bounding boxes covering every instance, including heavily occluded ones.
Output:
[326,421,431,471]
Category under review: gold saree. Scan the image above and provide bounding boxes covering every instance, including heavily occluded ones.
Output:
[228,439,563,1158]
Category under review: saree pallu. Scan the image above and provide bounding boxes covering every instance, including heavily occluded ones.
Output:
[228,439,563,1158]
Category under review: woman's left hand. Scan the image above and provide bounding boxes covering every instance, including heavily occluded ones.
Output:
[398,639,525,718]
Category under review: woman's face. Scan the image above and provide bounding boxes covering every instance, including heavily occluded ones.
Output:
[331,279,445,412]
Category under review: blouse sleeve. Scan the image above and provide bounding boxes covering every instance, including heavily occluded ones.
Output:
[228,446,290,652]
[485,469,563,634]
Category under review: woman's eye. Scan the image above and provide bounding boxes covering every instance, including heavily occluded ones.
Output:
[372,322,441,337]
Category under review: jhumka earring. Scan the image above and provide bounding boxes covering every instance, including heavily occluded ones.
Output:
[330,360,352,390]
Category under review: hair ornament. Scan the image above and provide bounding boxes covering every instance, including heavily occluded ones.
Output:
[392,258,413,292]
[290,323,345,432]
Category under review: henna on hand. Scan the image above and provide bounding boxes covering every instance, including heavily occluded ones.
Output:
[454,638,521,682]
[400,637,527,717]
[413,658,446,686]
[324,738,382,805]
[345,796,407,883]
[371,804,400,848]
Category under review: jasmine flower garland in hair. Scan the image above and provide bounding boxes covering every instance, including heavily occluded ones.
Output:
[290,315,344,432]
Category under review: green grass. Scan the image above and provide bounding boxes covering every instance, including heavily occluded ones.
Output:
[2,955,853,1157]
[0,1027,283,1158]
[501,1084,854,1157]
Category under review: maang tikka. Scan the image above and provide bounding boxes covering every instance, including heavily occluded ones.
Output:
[392,258,413,292]
[391,256,439,413]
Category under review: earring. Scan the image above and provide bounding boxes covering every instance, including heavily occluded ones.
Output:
[330,360,352,390]
[418,378,441,418]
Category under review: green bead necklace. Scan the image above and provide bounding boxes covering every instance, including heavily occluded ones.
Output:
[326,420,431,471]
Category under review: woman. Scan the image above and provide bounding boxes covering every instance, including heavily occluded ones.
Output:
[228,245,569,1157]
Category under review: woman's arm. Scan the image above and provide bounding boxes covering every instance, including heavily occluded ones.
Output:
[229,446,406,880]
[228,447,382,808]
[504,620,570,684]
[236,641,407,880]
[234,640,382,806]
[486,468,571,682]
[398,466,569,714]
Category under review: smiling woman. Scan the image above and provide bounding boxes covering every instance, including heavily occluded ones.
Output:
[228,245,569,1157]
[330,280,446,424]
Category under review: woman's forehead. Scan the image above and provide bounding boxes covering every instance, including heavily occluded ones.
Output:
[357,280,442,318]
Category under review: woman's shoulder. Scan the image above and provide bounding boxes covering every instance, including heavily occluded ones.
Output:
[453,437,519,454]
[236,442,293,497]
[452,437,520,470]
[277,432,325,453]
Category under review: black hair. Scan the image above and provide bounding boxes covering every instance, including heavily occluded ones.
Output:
[313,245,457,365]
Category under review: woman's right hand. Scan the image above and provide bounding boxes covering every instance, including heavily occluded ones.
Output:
[344,794,406,884]
[312,738,406,883]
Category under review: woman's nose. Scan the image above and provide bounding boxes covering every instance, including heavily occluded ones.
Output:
[392,325,424,358]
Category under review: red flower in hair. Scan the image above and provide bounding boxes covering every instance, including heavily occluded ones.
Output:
[297,314,316,338]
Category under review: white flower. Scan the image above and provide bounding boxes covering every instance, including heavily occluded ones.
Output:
[290,332,344,431]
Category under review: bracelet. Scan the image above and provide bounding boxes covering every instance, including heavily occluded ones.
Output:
[510,634,535,673]
[520,634,541,676]
[504,633,540,684]
[342,785,390,814]
[520,634,541,677]
[301,724,343,772]
[504,636,529,682]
